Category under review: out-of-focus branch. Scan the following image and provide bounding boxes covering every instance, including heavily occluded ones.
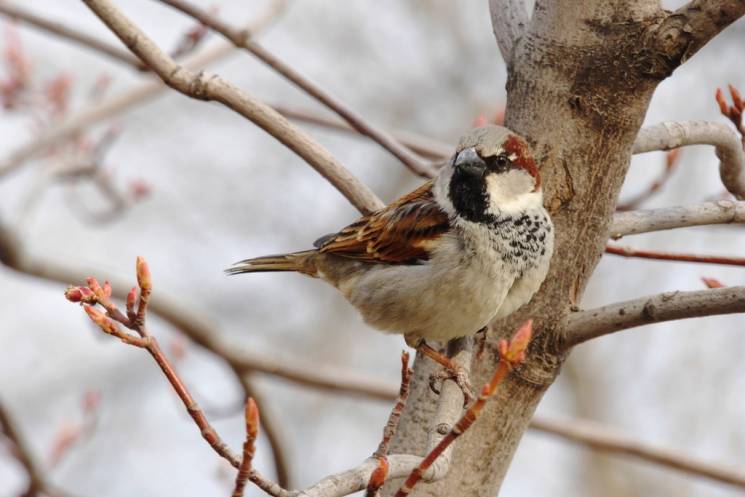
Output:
[0,1,285,178]
[154,0,437,178]
[271,105,453,161]
[531,416,745,490]
[81,0,382,214]
[609,200,745,239]
[564,286,745,347]
[653,0,745,68]
[239,375,290,489]
[0,2,142,68]
[616,149,681,211]
[488,0,529,62]
[633,121,745,199]
[605,244,745,267]
[0,401,45,497]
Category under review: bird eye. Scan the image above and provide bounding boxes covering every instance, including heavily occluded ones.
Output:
[486,154,511,171]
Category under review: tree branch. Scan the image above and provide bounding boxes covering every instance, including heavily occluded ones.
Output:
[0,401,45,497]
[154,0,436,178]
[80,0,382,214]
[488,0,529,63]
[0,2,142,68]
[531,416,745,490]
[271,105,453,161]
[605,244,745,267]
[653,0,745,69]
[564,286,745,347]
[610,200,745,239]
[0,0,285,179]
[633,121,745,199]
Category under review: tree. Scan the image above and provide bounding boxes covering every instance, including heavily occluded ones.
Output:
[1,1,744,497]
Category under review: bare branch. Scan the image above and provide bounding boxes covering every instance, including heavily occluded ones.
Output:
[634,121,745,199]
[564,286,745,347]
[239,375,291,489]
[531,416,745,490]
[81,0,383,214]
[653,0,745,69]
[272,105,453,161]
[605,244,745,267]
[610,200,745,239]
[0,2,141,68]
[0,2,284,178]
[489,0,529,62]
[0,401,45,497]
[154,0,437,178]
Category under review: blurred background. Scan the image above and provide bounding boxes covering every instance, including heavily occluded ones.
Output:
[0,1,743,496]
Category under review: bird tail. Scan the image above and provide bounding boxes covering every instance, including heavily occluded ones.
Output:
[226,250,318,276]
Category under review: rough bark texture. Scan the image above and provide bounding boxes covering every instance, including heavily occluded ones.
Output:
[383,1,744,496]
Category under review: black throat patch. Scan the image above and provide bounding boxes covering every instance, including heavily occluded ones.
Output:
[448,169,493,224]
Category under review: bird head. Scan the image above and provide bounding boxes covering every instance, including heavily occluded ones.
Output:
[437,125,543,223]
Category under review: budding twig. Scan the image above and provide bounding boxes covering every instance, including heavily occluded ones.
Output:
[232,398,260,497]
[366,351,412,497]
[394,320,533,497]
[65,257,246,471]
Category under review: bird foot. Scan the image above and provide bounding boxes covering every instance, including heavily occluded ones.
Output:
[428,364,475,407]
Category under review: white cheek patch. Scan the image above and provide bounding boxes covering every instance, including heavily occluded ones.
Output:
[485,170,541,215]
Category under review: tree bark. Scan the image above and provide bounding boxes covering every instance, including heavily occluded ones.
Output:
[383,1,744,495]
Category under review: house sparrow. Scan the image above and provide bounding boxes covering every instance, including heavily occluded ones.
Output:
[228,125,554,401]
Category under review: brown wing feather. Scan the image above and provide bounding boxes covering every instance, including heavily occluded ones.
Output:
[319,180,450,264]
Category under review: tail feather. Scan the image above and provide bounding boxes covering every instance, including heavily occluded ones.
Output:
[226,250,318,276]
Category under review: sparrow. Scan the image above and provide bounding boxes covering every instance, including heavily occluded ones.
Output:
[228,125,554,401]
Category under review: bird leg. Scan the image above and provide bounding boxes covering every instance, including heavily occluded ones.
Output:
[474,326,488,359]
[405,335,475,406]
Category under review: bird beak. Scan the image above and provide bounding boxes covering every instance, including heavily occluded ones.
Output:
[454,147,486,178]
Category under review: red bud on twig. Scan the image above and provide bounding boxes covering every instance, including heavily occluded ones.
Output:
[136,256,151,292]
[701,277,726,289]
[716,87,728,115]
[84,306,118,335]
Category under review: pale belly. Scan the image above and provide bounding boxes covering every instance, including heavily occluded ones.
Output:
[345,257,513,342]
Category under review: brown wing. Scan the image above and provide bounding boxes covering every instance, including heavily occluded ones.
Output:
[318,180,450,264]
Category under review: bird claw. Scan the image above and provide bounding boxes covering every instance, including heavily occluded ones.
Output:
[428,365,475,407]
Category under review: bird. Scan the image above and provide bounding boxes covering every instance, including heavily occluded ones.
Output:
[228,125,554,402]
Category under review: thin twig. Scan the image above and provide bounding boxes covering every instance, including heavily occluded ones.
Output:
[239,375,291,488]
[366,352,412,497]
[564,286,745,347]
[232,398,260,497]
[605,244,745,267]
[0,400,45,497]
[531,416,745,489]
[0,2,142,68]
[373,351,412,459]
[0,1,286,178]
[616,149,681,211]
[154,0,436,178]
[81,0,382,214]
[271,104,453,160]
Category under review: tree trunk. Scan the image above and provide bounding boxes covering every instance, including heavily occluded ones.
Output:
[384,1,683,495]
